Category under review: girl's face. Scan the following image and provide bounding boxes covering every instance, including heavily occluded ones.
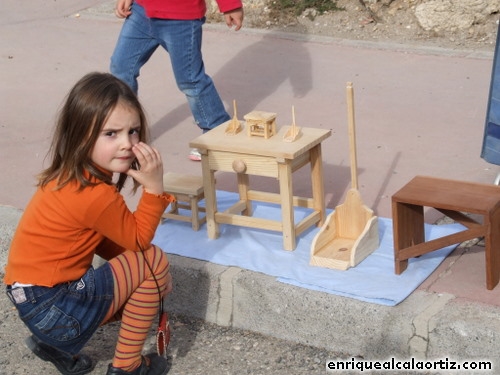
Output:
[91,102,141,174]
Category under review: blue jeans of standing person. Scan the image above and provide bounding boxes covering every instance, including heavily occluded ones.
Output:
[110,2,230,132]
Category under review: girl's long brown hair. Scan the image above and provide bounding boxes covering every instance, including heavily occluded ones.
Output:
[38,72,149,192]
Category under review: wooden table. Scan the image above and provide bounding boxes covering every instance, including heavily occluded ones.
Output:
[189,124,331,250]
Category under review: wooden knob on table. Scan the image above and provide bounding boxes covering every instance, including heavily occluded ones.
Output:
[232,159,247,173]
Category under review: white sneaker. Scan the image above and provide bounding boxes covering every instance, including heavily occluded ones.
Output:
[189,148,202,161]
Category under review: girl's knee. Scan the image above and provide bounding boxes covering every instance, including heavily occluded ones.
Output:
[150,245,169,272]
[151,246,172,295]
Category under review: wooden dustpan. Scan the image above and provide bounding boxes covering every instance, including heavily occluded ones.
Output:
[310,82,379,270]
[283,106,301,142]
[225,100,242,135]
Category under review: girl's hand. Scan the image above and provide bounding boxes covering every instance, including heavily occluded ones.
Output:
[126,142,164,195]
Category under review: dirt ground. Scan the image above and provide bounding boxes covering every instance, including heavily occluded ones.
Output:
[210,0,499,52]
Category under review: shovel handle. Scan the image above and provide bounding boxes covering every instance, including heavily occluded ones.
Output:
[346,82,358,190]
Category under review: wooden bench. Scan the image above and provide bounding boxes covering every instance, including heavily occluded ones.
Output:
[392,175,500,290]
[162,173,206,231]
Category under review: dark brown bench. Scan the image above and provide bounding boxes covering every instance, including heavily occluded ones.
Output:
[392,175,500,290]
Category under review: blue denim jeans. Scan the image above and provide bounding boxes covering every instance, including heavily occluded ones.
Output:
[5,265,114,356]
[110,2,230,132]
[481,21,500,165]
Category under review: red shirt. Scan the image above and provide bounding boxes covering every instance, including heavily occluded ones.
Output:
[4,177,173,287]
[136,0,243,20]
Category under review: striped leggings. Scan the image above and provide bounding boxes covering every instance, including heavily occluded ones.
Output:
[102,245,172,372]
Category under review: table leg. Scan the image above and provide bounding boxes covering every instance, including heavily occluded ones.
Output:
[392,201,424,274]
[486,208,500,290]
[310,144,326,226]
[237,173,252,216]
[201,153,219,239]
[189,194,200,231]
[278,161,295,250]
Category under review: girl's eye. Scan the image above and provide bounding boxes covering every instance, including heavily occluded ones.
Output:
[104,131,116,137]
[129,128,140,135]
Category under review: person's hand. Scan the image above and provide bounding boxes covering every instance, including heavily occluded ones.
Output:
[223,8,244,31]
[115,0,133,18]
[126,142,164,195]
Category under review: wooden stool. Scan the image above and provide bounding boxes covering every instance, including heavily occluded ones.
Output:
[162,173,206,231]
[392,175,500,290]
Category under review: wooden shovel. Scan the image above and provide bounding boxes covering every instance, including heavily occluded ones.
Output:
[283,105,301,142]
[225,99,242,135]
[310,82,379,270]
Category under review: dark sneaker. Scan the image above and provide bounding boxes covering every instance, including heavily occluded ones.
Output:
[26,335,93,375]
[106,353,169,375]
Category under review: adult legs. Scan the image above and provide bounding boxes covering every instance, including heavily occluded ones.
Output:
[103,245,172,372]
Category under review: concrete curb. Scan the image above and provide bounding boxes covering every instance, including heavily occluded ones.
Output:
[2,204,499,370]
[166,251,500,364]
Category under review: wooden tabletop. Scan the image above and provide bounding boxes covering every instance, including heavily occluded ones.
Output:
[392,175,500,214]
[189,122,331,160]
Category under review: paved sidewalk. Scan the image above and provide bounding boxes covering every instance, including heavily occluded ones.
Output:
[2,1,500,374]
